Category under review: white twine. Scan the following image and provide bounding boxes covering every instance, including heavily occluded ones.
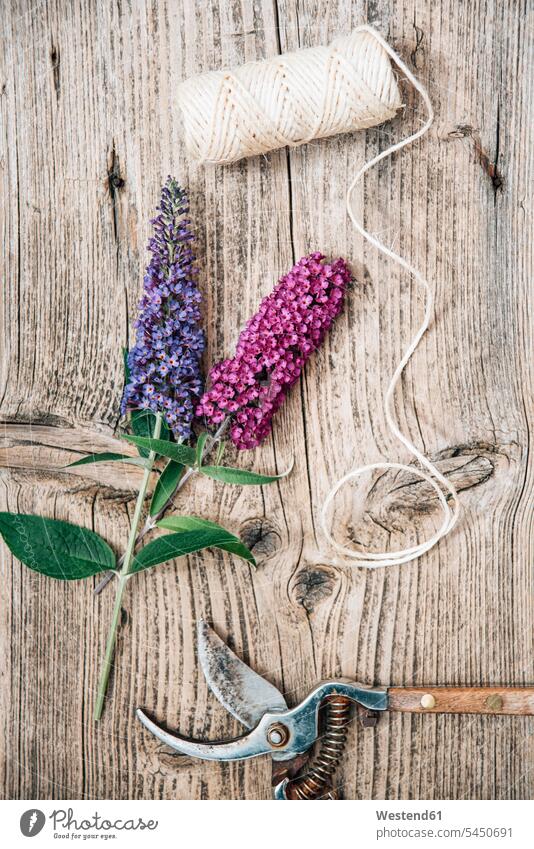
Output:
[319,25,459,567]
[179,25,460,567]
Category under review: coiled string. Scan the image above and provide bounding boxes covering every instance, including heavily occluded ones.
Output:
[320,25,460,568]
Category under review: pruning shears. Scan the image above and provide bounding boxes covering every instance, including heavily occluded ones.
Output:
[137,621,534,800]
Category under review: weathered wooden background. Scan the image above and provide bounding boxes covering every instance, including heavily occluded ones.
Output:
[1,0,532,800]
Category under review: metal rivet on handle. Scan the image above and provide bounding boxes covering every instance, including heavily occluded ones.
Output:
[420,693,436,709]
[267,723,290,747]
[486,694,503,711]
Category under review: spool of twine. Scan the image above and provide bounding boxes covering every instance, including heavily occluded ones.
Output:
[177,29,401,164]
[179,25,460,567]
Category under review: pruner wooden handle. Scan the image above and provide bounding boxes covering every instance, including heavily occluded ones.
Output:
[388,687,534,716]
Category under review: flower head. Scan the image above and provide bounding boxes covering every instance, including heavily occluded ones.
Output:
[196,252,351,449]
[122,178,205,439]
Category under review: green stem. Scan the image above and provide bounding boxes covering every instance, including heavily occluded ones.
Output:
[93,419,229,595]
[93,412,163,721]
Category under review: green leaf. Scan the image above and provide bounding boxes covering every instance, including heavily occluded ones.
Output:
[199,462,292,485]
[157,515,256,565]
[130,410,171,456]
[131,528,255,574]
[0,513,116,580]
[196,432,209,466]
[122,435,196,466]
[149,460,185,518]
[65,452,150,469]
[158,515,221,532]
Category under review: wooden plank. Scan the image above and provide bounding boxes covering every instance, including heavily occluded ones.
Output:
[0,0,532,800]
[271,0,533,801]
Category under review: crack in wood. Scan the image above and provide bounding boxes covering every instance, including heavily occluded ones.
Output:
[411,23,425,69]
[50,41,60,99]
[107,140,125,243]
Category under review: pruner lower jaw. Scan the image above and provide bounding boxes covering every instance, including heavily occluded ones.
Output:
[136,621,388,799]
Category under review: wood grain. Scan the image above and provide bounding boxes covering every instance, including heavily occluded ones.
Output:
[0,0,532,800]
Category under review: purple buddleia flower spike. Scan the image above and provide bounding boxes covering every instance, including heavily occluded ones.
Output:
[122,178,205,439]
[196,252,351,449]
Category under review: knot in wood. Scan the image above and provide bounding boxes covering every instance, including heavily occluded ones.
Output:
[240,518,281,563]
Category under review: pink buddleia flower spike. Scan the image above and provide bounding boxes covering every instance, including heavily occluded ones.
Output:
[196,252,351,449]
